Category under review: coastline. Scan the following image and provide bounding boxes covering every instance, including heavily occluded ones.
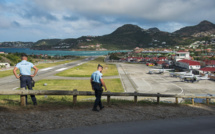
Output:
[0,48,131,56]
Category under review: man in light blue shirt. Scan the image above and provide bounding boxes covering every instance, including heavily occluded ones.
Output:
[90,64,107,112]
[15,60,34,75]
[13,54,38,105]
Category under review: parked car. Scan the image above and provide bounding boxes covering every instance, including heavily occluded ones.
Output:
[146,62,154,66]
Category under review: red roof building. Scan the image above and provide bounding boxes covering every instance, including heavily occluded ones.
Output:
[203,60,215,66]
[158,57,167,61]
[177,59,201,69]
[200,67,215,72]
[156,61,165,65]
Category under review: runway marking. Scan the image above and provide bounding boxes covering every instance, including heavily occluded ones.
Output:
[77,63,83,66]
[55,68,68,71]
[12,87,19,90]
[158,75,184,95]
[40,67,54,71]
[117,64,127,92]
[141,78,153,90]
[120,64,137,92]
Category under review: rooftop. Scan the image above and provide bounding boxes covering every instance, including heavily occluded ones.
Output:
[178,59,200,65]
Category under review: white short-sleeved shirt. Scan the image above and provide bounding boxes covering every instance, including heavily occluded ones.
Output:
[91,71,103,83]
[16,60,34,75]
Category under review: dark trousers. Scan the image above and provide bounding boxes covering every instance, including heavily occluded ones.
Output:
[20,76,37,104]
[93,84,103,109]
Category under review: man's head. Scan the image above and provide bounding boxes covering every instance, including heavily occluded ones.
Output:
[21,54,28,61]
[97,64,103,72]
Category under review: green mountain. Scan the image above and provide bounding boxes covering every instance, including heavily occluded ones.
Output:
[2,20,215,50]
[96,24,178,49]
[0,42,33,48]
[30,24,179,50]
[96,24,152,49]
[174,20,215,37]
[32,39,62,50]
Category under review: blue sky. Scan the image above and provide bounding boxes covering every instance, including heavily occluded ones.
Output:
[0,0,215,42]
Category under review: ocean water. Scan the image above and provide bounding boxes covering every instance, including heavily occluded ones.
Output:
[0,48,130,56]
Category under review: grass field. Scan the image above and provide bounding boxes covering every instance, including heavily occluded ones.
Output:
[0,70,16,78]
[0,79,124,105]
[0,58,83,78]
[56,57,118,77]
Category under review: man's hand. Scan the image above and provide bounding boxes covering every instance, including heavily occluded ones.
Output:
[32,66,38,77]
[100,79,107,91]
[13,67,20,79]
[16,75,21,79]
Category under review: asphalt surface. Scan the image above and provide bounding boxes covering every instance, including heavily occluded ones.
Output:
[116,63,215,95]
[0,57,96,90]
[32,116,215,134]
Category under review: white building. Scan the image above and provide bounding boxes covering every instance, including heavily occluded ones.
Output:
[176,60,201,70]
[0,63,10,68]
[174,51,191,62]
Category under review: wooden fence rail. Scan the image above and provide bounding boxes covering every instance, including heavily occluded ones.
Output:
[0,89,214,106]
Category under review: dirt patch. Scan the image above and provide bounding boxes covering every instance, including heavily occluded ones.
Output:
[0,104,215,134]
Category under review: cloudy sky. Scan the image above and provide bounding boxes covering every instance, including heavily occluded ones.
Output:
[0,0,215,42]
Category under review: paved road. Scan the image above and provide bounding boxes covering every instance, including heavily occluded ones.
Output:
[0,57,96,90]
[32,116,215,134]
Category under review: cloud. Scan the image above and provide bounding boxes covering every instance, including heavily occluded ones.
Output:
[34,0,215,23]
[63,15,80,21]
[12,21,21,27]
[0,0,215,41]
[18,2,58,23]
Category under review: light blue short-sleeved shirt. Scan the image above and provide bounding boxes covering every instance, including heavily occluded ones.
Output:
[91,71,103,83]
[16,60,34,75]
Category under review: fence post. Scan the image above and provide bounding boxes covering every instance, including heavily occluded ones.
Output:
[107,91,111,106]
[73,89,78,105]
[157,93,160,104]
[134,91,138,104]
[191,98,194,105]
[20,88,26,106]
[175,97,178,104]
[206,98,209,105]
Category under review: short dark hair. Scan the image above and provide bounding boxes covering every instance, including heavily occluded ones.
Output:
[97,64,103,69]
[21,54,28,58]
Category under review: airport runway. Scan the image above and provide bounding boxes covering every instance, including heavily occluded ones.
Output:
[116,63,215,96]
[0,57,95,90]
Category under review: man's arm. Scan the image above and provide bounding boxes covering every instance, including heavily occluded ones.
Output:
[13,67,20,79]
[31,66,38,77]
[100,79,107,91]
[90,78,94,90]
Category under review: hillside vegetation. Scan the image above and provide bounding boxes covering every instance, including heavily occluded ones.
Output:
[1,20,215,50]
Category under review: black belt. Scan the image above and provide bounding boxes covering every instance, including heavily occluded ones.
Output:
[21,75,31,77]
[92,82,102,86]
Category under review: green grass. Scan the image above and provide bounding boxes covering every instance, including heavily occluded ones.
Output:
[0,70,16,78]
[0,79,124,105]
[56,57,118,77]
[34,78,123,93]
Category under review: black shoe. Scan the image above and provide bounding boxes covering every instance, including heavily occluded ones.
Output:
[100,106,104,110]
[92,108,99,112]
[33,102,37,106]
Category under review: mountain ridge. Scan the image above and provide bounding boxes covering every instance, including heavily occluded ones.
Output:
[173,20,215,37]
[1,20,215,50]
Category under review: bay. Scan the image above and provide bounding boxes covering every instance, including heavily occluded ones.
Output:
[0,48,130,56]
